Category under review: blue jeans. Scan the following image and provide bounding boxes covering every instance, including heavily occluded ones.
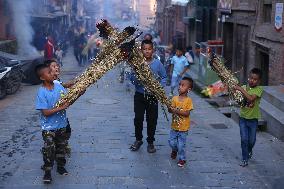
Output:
[239,117,258,161]
[168,129,188,161]
[170,76,182,92]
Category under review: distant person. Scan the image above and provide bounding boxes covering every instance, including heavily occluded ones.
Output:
[78,33,87,66]
[55,46,63,67]
[35,63,69,184]
[73,33,81,65]
[169,47,190,97]
[143,33,153,41]
[185,46,194,65]
[234,68,263,167]
[168,77,194,167]
[153,34,161,46]
[129,39,167,153]
[44,36,55,60]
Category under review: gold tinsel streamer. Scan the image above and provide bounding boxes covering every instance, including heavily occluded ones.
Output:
[57,46,130,107]
[97,21,171,107]
[209,53,246,106]
[56,20,136,107]
[128,45,171,108]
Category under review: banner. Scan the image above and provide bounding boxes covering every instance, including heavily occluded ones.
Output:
[171,0,189,6]
[219,0,232,14]
[275,3,283,31]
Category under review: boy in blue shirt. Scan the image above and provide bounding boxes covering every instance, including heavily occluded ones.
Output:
[170,47,190,96]
[35,63,69,184]
[130,39,167,153]
[45,59,74,156]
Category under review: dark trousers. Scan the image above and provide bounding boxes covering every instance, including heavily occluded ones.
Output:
[42,128,68,171]
[134,92,158,144]
[66,119,71,140]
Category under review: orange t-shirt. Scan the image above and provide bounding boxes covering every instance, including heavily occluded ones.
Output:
[171,96,193,131]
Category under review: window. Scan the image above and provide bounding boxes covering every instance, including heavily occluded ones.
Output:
[263,3,272,23]
[3,0,9,16]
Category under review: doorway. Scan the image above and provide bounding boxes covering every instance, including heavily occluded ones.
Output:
[223,22,233,69]
[258,50,269,85]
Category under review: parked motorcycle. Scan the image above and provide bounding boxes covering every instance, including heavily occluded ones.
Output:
[0,59,24,99]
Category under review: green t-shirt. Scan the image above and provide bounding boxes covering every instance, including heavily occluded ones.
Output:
[240,85,263,120]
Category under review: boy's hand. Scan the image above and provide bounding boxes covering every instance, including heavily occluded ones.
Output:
[233,85,242,91]
[59,102,70,110]
[168,107,177,114]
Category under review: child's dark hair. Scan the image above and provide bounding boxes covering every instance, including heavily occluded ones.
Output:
[141,39,154,48]
[176,46,183,51]
[35,63,49,78]
[144,33,153,41]
[182,77,193,88]
[250,68,262,79]
[186,46,192,51]
[44,59,57,66]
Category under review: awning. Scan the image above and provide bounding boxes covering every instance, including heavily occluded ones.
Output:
[171,0,189,6]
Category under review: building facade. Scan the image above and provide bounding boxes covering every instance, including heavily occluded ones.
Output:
[0,0,14,40]
[155,0,187,47]
[219,0,284,85]
[155,0,284,86]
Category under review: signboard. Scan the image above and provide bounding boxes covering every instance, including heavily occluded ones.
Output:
[171,0,189,6]
[219,0,232,14]
[275,3,283,31]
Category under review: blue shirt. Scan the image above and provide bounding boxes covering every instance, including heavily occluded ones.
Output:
[130,58,167,94]
[171,55,189,77]
[35,83,68,131]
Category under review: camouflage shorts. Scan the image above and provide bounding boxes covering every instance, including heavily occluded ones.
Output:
[41,127,68,170]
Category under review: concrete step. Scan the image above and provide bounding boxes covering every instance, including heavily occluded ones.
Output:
[260,99,284,141]
[229,107,267,131]
[262,86,284,112]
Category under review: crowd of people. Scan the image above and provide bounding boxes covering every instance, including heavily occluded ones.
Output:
[33,24,101,68]
[34,30,264,184]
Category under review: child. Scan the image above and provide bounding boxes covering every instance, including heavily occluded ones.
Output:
[45,59,74,156]
[170,47,190,96]
[55,46,63,67]
[130,39,167,153]
[234,68,263,167]
[168,77,194,167]
[185,46,194,65]
[35,63,69,184]
[45,59,75,90]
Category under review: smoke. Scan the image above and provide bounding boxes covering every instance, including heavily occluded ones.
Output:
[103,0,115,20]
[100,0,135,30]
[9,0,39,56]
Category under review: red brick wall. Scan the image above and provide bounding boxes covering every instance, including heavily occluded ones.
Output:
[0,0,14,40]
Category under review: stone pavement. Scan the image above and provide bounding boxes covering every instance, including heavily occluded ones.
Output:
[1,49,284,189]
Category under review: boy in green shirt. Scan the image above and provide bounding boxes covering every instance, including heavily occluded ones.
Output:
[234,68,263,167]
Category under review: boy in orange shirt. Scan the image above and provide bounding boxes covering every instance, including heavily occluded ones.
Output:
[168,77,194,167]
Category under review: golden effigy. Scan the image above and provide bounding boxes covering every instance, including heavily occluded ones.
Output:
[57,20,172,110]
[128,45,171,108]
[208,52,246,106]
[56,20,137,107]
